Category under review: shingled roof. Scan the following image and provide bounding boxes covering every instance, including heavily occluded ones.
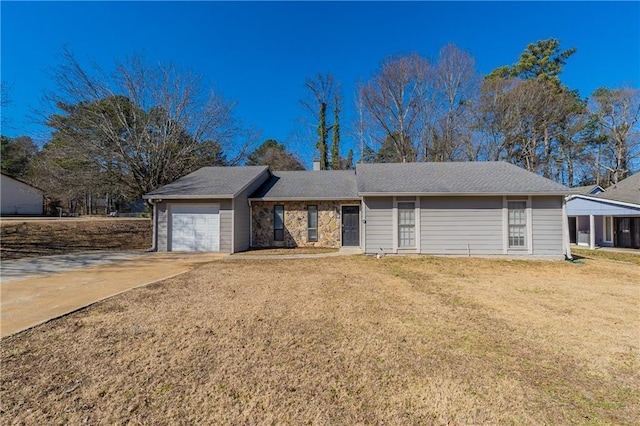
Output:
[355,162,570,195]
[593,173,640,206]
[145,162,573,200]
[572,184,604,195]
[144,166,269,199]
[249,170,358,200]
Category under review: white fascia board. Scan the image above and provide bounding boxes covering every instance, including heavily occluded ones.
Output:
[566,194,640,210]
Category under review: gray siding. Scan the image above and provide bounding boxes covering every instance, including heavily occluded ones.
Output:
[157,202,169,251]
[363,197,393,254]
[421,196,503,255]
[532,196,563,255]
[234,171,270,252]
[156,199,232,252]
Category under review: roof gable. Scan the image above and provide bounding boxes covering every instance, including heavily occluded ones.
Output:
[250,170,358,200]
[144,166,270,199]
[572,184,604,195]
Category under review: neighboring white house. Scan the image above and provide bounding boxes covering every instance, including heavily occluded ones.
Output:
[566,173,640,249]
[1,173,44,215]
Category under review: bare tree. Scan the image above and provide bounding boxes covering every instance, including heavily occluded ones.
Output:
[359,53,432,162]
[1,81,12,129]
[43,48,252,201]
[589,86,640,183]
[431,44,480,161]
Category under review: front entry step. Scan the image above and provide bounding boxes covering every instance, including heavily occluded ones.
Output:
[339,247,362,255]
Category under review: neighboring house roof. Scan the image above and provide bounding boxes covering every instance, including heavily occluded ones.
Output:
[572,184,604,195]
[250,170,358,200]
[593,173,640,206]
[143,166,269,199]
[0,173,44,193]
[355,162,570,195]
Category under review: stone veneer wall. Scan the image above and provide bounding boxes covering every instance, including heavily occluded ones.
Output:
[252,200,359,248]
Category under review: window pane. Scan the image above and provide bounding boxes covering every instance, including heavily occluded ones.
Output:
[274,205,284,229]
[308,206,317,228]
[274,205,284,241]
[399,225,415,247]
[398,202,415,225]
[308,205,318,242]
[398,202,415,247]
[508,201,526,248]
[604,217,612,241]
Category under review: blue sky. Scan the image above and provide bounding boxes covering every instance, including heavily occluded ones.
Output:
[2,1,639,166]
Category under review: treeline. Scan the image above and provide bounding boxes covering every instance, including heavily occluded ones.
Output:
[1,39,638,214]
[354,40,638,187]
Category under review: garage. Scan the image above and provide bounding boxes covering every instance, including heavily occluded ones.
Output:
[170,205,220,252]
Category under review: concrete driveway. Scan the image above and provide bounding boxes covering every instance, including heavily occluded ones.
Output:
[1,251,224,338]
[1,251,148,283]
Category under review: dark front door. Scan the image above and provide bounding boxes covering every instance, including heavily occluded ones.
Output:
[615,217,640,248]
[341,206,360,246]
[569,217,577,244]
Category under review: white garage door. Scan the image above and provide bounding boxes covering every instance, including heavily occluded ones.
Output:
[170,205,220,252]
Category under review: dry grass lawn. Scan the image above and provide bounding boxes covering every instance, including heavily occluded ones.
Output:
[0,219,152,260]
[1,255,638,424]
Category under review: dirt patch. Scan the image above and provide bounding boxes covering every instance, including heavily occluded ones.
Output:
[1,256,638,424]
[0,219,152,259]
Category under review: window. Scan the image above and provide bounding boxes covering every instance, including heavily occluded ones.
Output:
[308,205,318,242]
[274,205,284,241]
[398,202,415,247]
[508,201,526,248]
[604,216,613,242]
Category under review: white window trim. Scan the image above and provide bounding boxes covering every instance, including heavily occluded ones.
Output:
[415,196,421,252]
[307,204,318,242]
[503,196,532,254]
[394,197,418,251]
[392,197,398,253]
[361,200,366,252]
[603,216,613,243]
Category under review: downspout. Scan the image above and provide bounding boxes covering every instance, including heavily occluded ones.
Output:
[148,199,157,252]
[249,199,253,248]
[562,197,573,260]
[361,198,366,253]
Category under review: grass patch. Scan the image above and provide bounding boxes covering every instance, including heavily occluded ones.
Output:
[572,247,640,265]
[1,256,638,424]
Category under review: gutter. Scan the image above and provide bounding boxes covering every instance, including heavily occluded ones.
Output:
[562,197,573,260]
[566,194,640,210]
[248,196,360,202]
[358,191,573,197]
[147,199,158,252]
